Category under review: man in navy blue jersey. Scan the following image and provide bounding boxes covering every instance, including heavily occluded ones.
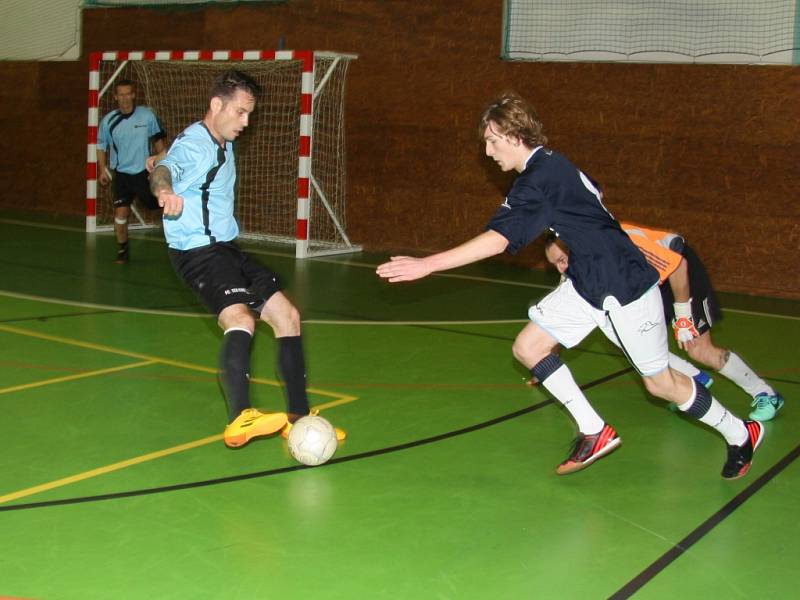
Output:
[542,232,783,422]
[377,91,763,479]
[97,79,165,264]
[150,70,344,448]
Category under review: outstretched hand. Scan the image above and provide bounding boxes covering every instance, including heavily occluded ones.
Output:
[376,256,432,282]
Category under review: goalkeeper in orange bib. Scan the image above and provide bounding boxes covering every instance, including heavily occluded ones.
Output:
[545,224,784,422]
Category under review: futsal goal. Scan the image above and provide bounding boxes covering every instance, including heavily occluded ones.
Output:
[87,50,361,258]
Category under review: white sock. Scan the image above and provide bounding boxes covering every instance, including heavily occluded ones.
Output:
[541,365,605,435]
[719,351,774,398]
[678,380,747,446]
[668,353,700,378]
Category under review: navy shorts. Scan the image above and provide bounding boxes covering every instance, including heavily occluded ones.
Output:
[660,243,722,334]
[113,170,159,210]
[169,241,282,316]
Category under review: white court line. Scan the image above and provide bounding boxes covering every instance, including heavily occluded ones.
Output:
[0,289,526,325]
[0,289,213,319]
[1,218,798,321]
[0,218,91,234]
[0,289,797,324]
[0,217,551,290]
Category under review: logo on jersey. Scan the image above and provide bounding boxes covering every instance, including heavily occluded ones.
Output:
[637,321,659,334]
[224,287,249,296]
[500,198,511,209]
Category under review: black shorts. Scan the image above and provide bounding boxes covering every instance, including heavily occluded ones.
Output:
[113,170,159,210]
[659,244,722,334]
[169,241,282,315]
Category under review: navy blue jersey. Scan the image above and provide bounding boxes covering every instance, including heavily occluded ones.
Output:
[487,147,659,309]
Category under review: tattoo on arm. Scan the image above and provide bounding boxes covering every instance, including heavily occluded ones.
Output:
[150,165,173,196]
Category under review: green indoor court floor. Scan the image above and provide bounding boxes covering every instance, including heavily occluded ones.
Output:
[1,214,798,599]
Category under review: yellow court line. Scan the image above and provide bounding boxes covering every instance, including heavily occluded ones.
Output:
[0,360,156,395]
[0,434,221,505]
[312,395,359,409]
[0,394,352,506]
[0,323,349,400]
[0,323,359,505]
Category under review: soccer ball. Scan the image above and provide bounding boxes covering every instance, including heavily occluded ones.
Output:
[287,415,338,466]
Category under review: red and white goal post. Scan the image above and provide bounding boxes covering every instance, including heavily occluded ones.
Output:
[86,49,361,258]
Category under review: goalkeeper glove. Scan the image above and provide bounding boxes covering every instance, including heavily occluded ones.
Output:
[672,300,699,348]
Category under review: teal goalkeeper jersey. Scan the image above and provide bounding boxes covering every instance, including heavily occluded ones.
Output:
[97,105,163,174]
[158,121,240,251]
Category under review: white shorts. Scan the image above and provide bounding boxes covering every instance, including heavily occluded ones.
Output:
[528,279,669,376]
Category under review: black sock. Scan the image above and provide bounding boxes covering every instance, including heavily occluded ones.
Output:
[219,329,253,422]
[278,335,310,415]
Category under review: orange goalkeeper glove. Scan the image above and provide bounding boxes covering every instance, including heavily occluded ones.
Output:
[672,300,699,349]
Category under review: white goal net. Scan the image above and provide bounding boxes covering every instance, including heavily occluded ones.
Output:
[87,50,360,258]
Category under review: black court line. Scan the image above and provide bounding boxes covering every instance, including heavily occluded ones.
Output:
[610,441,800,599]
[0,366,632,513]
[307,307,628,359]
[0,305,643,363]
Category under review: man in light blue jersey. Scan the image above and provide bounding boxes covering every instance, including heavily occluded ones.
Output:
[377,91,763,479]
[150,70,345,449]
[97,79,165,264]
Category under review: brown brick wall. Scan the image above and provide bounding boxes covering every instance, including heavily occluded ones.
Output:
[0,1,797,297]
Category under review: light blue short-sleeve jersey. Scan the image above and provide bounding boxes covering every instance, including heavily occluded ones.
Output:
[97,105,164,174]
[158,121,239,251]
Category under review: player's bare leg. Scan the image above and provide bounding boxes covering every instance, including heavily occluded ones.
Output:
[684,332,783,421]
[683,332,726,370]
[113,205,131,263]
[515,322,619,474]
[644,367,764,478]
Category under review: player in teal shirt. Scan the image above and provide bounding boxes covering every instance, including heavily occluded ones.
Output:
[150,70,345,449]
[97,79,165,263]
[158,121,239,250]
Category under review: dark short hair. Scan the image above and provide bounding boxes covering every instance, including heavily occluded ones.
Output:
[479,91,548,148]
[209,70,260,104]
[114,79,136,92]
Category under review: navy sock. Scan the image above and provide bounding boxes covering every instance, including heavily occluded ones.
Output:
[219,329,253,422]
[278,335,310,415]
[531,353,564,383]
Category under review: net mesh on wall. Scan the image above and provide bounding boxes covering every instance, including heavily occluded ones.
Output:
[502,1,799,64]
